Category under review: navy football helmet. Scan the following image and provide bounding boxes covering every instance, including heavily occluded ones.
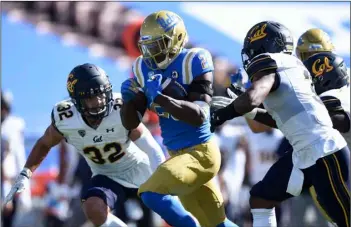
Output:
[241,21,294,69]
[303,52,349,95]
[67,63,113,119]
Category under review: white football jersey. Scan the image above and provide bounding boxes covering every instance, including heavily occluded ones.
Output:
[248,53,347,169]
[247,129,283,184]
[51,93,152,188]
[319,85,351,149]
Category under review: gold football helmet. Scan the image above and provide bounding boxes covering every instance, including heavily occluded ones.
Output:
[138,10,188,69]
[296,28,335,61]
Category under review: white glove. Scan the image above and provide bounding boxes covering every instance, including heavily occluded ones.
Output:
[226,88,239,100]
[3,168,31,208]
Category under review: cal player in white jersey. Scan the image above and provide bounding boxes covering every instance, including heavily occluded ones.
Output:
[304,52,350,151]
[211,21,350,227]
[296,28,350,150]
[3,63,165,227]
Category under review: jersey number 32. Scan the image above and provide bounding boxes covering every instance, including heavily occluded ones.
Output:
[83,142,125,165]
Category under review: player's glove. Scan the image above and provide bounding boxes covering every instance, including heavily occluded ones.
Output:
[211,96,234,112]
[145,74,163,103]
[227,84,245,99]
[210,100,243,132]
[121,78,143,103]
[3,168,31,208]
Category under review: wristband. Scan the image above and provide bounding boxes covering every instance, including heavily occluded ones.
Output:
[20,168,32,179]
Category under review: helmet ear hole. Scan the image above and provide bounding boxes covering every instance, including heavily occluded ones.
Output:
[178,33,182,41]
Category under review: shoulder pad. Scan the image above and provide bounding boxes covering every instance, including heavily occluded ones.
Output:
[320,95,343,112]
[246,53,278,80]
[132,56,145,88]
[182,48,214,84]
[51,100,76,132]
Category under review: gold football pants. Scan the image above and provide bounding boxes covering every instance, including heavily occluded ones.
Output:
[138,138,225,227]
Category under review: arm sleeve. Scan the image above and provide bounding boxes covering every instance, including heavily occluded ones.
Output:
[133,128,166,171]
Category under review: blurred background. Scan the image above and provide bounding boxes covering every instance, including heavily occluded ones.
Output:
[1,1,350,227]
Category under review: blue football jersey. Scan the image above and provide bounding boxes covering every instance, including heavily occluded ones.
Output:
[132,48,214,150]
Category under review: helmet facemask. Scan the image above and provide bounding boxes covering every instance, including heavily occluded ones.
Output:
[139,32,181,70]
[72,84,113,120]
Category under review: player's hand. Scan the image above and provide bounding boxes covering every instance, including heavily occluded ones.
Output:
[145,74,163,103]
[3,169,31,208]
[210,102,237,132]
[121,78,143,103]
[227,83,246,99]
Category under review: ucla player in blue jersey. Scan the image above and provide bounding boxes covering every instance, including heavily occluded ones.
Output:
[120,10,237,227]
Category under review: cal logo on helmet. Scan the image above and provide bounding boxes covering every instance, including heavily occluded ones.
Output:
[312,57,334,77]
[249,24,268,43]
[67,74,78,94]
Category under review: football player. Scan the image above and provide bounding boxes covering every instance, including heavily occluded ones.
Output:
[120,10,238,227]
[303,52,351,224]
[211,21,350,227]
[3,63,166,227]
[219,38,351,226]
[233,28,336,134]
[304,52,350,151]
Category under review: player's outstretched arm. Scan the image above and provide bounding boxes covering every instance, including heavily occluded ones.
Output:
[154,73,213,127]
[24,123,64,172]
[211,69,278,131]
[233,70,276,114]
[128,123,165,171]
[225,85,274,132]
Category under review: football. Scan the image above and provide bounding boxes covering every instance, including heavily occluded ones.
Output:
[161,77,188,100]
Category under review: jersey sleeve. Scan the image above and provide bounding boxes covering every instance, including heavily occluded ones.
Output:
[51,106,63,135]
[132,56,145,88]
[51,100,75,135]
[246,53,278,80]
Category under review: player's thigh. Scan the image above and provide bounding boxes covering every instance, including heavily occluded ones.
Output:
[309,186,334,223]
[250,150,310,204]
[307,147,350,227]
[179,178,225,227]
[138,138,221,196]
[81,175,128,213]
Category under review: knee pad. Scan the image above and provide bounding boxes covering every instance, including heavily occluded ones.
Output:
[81,187,117,209]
